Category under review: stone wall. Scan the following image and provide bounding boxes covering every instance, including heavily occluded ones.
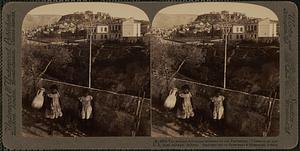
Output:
[24,79,150,136]
[152,76,279,136]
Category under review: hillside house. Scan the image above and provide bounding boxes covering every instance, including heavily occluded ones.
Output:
[217,18,279,43]
[122,18,142,42]
[245,18,258,40]
[257,18,278,42]
[227,24,245,40]
[108,19,123,40]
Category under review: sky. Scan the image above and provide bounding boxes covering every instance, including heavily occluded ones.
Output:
[28,2,149,21]
[158,2,278,20]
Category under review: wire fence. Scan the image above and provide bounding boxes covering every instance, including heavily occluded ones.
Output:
[40,78,151,102]
[153,75,279,100]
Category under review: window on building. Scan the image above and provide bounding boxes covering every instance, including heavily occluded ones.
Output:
[254,25,257,31]
[104,34,107,39]
[104,27,107,32]
[240,35,243,39]
[240,27,243,32]
[254,34,257,38]
[236,35,239,39]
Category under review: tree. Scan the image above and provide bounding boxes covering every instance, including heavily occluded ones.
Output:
[22,42,73,101]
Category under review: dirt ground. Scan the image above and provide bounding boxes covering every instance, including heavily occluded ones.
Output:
[22,108,88,137]
[151,106,221,137]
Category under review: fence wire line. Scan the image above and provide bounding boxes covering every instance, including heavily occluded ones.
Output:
[153,75,278,100]
[40,78,150,101]
[173,77,279,100]
[39,75,278,103]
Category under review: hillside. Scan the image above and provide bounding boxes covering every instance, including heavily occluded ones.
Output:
[22,14,62,30]
[152,13,198,29]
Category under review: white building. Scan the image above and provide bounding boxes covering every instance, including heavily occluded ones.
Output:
[227,24,245,40]
[257,18,277,38]
[96,24,109,34]
[122,18,141,38]
[93,24,109,40]
[232,25,244,34]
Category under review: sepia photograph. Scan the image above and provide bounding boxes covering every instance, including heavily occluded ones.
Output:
[21,3,151,137]
[2,0,299,149]
[151,3,280,137]
[1,0,299,149]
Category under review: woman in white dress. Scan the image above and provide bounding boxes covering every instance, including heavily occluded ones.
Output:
[78,90,94,131]
[177,85,194,119]
[78,91,93,120]
[45,85,63,135]
[210,92,225,120]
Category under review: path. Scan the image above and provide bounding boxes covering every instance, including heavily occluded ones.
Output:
[154,35,184,46]
[151,107,217,137]
[22,108,86,137]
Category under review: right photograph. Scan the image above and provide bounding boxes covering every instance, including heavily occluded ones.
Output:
[151,2,280,137]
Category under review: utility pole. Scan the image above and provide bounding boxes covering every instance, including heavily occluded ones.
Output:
[222,17,231,89]
[88,18,94,88]
[89,29,92,88]
[136,21,139,42]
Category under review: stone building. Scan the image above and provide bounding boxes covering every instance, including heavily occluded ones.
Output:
[257,18,278,42]
[228,24,245,40]
[95,23,109,40]
[108,19,123,40]
[122,18,142,42]
[244,18,259,41]
[244,18,278,42]
[87,19,122,41]
[83,17,144,42]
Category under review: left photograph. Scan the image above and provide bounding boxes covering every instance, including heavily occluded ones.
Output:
[21,3,151,137]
